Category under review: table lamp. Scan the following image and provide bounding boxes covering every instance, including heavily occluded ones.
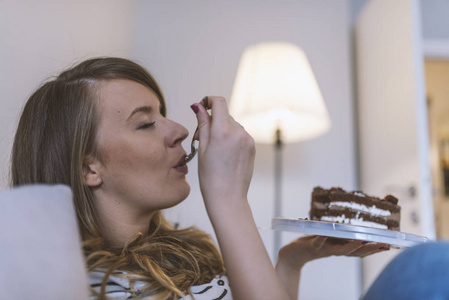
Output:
[229,42,331,256]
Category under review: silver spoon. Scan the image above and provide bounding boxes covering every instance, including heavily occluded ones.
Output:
[184,126,199,164]
[185,97,209,164]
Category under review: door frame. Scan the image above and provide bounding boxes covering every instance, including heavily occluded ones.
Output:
[423,38,449,239]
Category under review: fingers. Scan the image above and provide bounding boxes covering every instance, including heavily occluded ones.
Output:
[200,96,209,110]
[200,96,246,134]
[358,248,387,258]
[191,100,211,144]
[348,242,390,257]
[282,236,391,266]
[302,236,391,258]
[311,235,328,250]
[339,241,390,257]
[203,96,230,123]
[191,95,245,145]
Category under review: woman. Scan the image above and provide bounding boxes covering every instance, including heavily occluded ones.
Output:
[11,57,385,299]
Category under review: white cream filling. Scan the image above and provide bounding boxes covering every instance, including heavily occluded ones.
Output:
[320,215,388,229]
[329,201,391,216]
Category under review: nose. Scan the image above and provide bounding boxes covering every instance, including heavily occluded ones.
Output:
[166,119,189,148]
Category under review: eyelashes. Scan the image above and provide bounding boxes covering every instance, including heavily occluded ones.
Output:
[137,121,156,130]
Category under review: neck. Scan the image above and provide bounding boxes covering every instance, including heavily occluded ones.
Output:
[92,190,155,248]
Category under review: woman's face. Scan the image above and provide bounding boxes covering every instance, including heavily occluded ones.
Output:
[91,79,190,216]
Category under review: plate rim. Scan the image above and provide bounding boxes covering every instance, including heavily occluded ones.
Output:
[272,217,431,248]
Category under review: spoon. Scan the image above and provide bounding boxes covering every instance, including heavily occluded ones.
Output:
[185,97,209,164]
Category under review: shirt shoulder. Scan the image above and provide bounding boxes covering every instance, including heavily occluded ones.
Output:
[89,270,137,299]
[183,275,232,300]
[89,270,232,300]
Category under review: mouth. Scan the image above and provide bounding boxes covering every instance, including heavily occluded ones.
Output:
[173,155,188,175]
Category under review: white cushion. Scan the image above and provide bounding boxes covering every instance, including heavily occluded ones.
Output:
[0,184,89,300]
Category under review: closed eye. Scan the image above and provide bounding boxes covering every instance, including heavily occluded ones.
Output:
[137,121,156,130]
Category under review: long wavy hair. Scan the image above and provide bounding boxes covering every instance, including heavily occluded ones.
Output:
[10,57,225,299]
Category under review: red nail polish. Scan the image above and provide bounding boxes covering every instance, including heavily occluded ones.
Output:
[190,104,199,114]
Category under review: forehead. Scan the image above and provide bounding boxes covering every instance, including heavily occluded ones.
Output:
[96,79,160,120]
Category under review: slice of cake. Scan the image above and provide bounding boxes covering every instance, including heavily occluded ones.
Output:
[310,186,400,230]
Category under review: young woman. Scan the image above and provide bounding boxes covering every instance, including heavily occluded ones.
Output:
[11,57,385,300]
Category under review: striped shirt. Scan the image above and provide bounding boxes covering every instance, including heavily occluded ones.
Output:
[89,270,232,300]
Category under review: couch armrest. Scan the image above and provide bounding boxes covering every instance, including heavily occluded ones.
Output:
[0,185,89,300]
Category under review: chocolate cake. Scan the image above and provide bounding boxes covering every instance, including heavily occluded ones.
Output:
[310,187,400,230]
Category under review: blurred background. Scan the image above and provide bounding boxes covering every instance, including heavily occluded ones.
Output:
[1,0,449,299]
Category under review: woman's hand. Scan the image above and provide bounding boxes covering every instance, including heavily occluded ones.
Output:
[277,235,390,270]
[191,96,255,211]
[275,236,389,299]
[191,97,293,300]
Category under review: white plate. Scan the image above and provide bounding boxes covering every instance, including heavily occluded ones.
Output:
[272,217,431,248]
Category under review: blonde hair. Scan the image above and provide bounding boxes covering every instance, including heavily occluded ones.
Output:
[11,57,225,299]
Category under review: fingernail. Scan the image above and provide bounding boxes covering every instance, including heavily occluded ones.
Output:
[190,104,199,114]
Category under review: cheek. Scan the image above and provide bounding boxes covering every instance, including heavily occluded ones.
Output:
[111,146,162,171]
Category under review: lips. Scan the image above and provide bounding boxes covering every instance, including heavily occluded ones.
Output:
[174,155,187,167]
[173,155,188,174]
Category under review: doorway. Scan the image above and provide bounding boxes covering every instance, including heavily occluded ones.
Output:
[426,60,449,239]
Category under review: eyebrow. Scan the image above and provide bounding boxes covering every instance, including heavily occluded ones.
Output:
[126,106,152,122]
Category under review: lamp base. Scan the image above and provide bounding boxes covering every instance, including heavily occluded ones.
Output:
[273,128,283,258]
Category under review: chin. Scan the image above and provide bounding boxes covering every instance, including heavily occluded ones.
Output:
[168,182,190,208]
[180,183,191,201]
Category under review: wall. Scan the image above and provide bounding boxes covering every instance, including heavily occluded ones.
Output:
[421,0,449,40]
[0,0,134,187]
[133,1,360,299]
[0,1,360,299]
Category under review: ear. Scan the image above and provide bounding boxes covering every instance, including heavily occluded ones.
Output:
[82,155,102,187]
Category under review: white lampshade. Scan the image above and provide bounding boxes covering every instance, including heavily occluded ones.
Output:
[229,42,331,144]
